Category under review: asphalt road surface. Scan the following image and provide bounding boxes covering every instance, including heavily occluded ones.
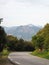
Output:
[8,52,49,65]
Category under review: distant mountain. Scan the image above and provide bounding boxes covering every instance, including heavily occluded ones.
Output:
[4,24,41,41]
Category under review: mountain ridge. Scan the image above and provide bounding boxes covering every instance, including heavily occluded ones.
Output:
[4,24,41,41]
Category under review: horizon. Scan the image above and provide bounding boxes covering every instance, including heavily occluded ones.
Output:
[0,0,49,27]
[1,23,48,28]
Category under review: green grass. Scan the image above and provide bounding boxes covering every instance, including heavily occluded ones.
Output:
[0,49,13,65]
[31,49,49,59]
[0,49,10,58]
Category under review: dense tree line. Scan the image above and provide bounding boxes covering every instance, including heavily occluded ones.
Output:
[0,26,35,52]
[32,23,49,51]
[7,35,35,51]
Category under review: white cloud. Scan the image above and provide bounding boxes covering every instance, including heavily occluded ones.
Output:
[0,0,49,27]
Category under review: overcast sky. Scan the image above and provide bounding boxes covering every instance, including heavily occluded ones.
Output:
[0,0,49,27]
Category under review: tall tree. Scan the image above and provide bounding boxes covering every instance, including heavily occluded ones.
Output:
[0,26,7,52]
[0,18,7,52]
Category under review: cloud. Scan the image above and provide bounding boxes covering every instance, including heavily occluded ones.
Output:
[0,0,49,27]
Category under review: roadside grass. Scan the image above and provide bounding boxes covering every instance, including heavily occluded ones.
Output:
[1,49,9,56]
[0,49,13,65]
[31,49,49,59]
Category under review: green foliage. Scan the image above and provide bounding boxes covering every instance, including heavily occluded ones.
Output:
[36,36,44,49]
[44,37,49,50]
[32,23,49,50]
[1,49,9,56]
[7,35,18,41]
[0,26,7,52]
[6,35,18,51]
[32,35,44,50]
[32,35,37,48]
[32,50,49,59]
[6,35,35,51]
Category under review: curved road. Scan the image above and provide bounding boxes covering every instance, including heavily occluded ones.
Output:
[8,52,49,65]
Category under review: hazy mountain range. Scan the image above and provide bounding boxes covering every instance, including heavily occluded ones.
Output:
[4,24,41,41]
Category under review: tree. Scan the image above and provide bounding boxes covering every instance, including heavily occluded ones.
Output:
[44,36,49,50]
[24,41,35,51]
[7,35,18,51]
[0,26,7,52]
[32,35,37,48]
[32,23,49,51]
[32,35,44,51]
[15,38,25,51]
[36,36,44,51]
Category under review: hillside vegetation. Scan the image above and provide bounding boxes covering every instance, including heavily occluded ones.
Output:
[32,23,49,59]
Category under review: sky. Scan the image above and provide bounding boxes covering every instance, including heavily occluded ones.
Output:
[0,0,49,27]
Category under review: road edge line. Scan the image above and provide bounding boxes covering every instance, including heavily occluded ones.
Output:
[8,55,20,65]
